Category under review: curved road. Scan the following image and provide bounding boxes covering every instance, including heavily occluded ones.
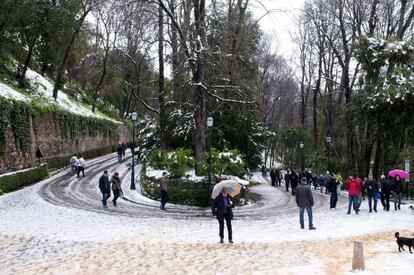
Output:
[38,152,347,220]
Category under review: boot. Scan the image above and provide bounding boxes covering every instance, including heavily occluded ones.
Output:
[309,226,316,230]
[229,239,233,244]
[220,238,224,244]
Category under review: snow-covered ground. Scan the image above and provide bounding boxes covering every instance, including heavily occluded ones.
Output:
[0,66,120,123]
[0,156,413,274]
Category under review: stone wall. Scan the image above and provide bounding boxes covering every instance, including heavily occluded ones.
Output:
[0,115,130,174]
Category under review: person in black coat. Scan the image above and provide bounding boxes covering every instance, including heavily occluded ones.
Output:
[212,188,234,243]
[270,168,276,187]
[99,170,111,208]
[364,174,379,212]
[290,171,299,195]
[392,175,404,211]
[284,170,291,192]
[326,174,340,209]
[380,175,392,211]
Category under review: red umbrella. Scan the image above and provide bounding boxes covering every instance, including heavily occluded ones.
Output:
[388,169,409,179]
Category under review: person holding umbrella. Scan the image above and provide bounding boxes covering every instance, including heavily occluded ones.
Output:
[393,175,404,211]
[212,188,234,243]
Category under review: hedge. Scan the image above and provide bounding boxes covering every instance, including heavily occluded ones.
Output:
[140,172,209,207]
[46,144,117,170]
[0,164,48,195]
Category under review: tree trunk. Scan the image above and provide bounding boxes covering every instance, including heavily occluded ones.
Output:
[158,5,167,149]
[169,0,180,93]
[18,36,37,87]
[194,0,207,172]
[52,10,89,100]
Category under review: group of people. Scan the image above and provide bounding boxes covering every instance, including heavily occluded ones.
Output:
[344,173,405,214]
[116,143,127,163]
[98,170,123,208]
[69,155,86,178]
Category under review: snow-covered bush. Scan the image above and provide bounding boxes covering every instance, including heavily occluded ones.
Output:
[147,148,195,178]
[201,148,246,177]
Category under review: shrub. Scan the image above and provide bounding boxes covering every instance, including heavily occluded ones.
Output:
[0,164,48,195]
[148,148,195,178]
[202,148,245,177]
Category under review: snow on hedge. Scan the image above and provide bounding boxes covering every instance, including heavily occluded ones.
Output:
[0,67,120,123]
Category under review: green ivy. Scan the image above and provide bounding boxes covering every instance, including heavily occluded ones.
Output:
[10,101,31,151]
[0,97,120,157]
[0,98,11,156]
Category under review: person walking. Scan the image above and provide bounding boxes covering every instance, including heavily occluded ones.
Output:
[99,170,111,208]
[296,177,316,230]
[116,144,124,163]
[111,172,122,207]
[290,170,299,196]
[326,174,340,210]
[284,170,291,192]
[160,172,170,210]
[311,174,319,190]
[77,155,86,178]
[380,175,392,211]
[69,155,78,176]
[392,175,404,211]
[212,188,234,243]
[318,174,326,193]
[121,142,127,157]
[345,176,362,215]
[364,174,379,213]
[270,167,277,187]
[276,169,282,186]
[261,165,267,176]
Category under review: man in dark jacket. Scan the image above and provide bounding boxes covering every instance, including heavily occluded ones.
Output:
[99,170,111,208]
[380,175,391,211]
[326,174,340,210]
[290,171,299,196]
[364,174,379,213]
[284,170,291,192]
[116,144,123,163]
[296,177,316,230]
[270,168,276,187]
[212,188,234,243]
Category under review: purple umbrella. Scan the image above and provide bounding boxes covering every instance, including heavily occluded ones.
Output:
[388,169,409,179]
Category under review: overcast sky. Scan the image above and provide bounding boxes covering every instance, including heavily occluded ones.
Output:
[249,0,306,57]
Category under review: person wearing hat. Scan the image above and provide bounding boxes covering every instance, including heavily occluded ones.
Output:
[296,177,316,230]
[212,188,234,243]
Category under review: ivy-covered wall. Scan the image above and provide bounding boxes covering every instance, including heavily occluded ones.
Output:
[0,98,129,174]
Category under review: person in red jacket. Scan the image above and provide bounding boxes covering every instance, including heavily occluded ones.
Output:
[345,176,362,214]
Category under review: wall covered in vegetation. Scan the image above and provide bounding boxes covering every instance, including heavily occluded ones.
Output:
[0,98,130,174]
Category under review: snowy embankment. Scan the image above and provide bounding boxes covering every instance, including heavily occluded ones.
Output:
[0,66,120,123]
[0,154,413,274]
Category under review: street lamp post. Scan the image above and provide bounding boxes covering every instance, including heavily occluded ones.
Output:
[130,112,137,190]
[299,142,304,171]
[207,116,214,206]
[325,135,332,171]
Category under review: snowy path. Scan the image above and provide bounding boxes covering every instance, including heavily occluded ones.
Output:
[0,153,413,274]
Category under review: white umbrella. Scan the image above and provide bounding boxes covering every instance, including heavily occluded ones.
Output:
[211,177,249,199]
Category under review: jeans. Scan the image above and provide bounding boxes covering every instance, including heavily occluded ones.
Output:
[330,192,338,209]
[218,213,232,240]
[113,190,120,205]
[347,195,359,214]
[299,206,313,228]
[381,192,390,211]
[101,192,111,206]
[160,190,170,208]
[117,153,122,163]
[367,193,377,211]
[393,192,402,210]
[77,166,85,177]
